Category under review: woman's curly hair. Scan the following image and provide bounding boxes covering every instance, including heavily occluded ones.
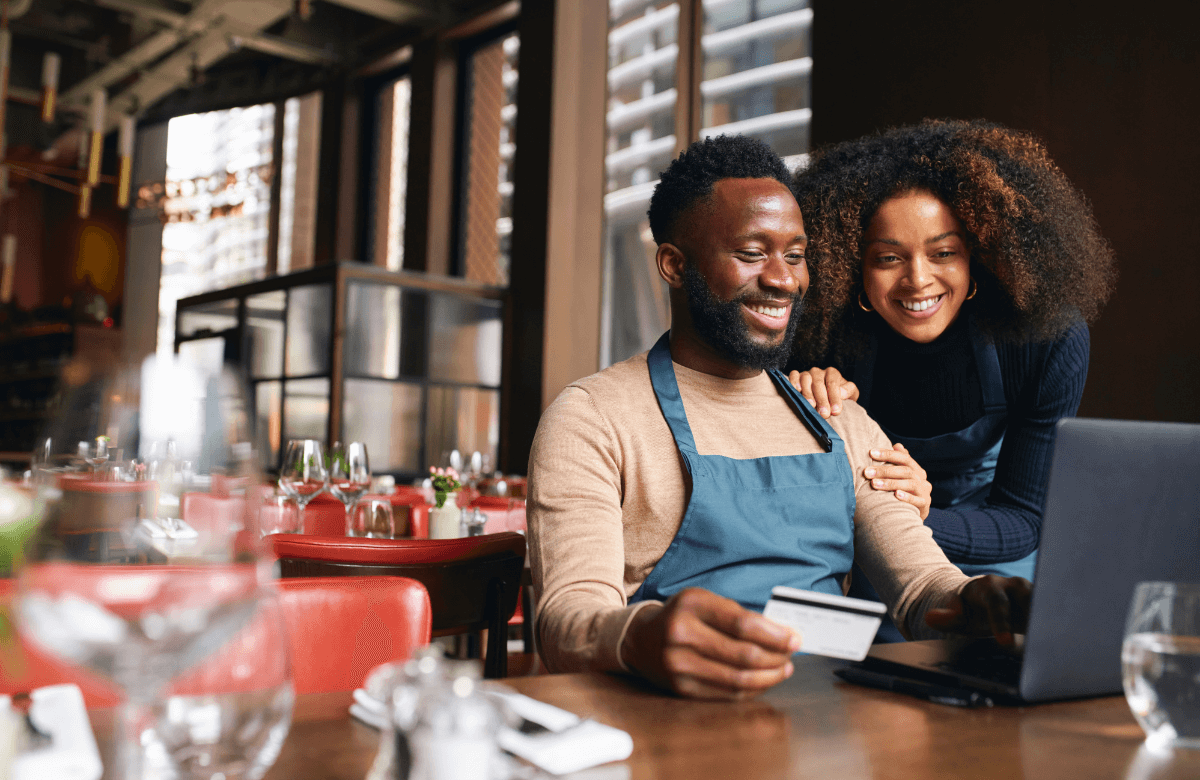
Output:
[790,119,1116,365]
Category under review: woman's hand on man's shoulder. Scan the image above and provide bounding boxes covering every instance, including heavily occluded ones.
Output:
[787,366,859,418]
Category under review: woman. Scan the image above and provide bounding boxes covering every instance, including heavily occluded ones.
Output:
[787,120,1115,638]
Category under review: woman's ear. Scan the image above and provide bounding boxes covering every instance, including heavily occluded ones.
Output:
[657,243,687,288]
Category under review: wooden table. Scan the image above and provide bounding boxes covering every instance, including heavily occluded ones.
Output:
[92,656,1200,779]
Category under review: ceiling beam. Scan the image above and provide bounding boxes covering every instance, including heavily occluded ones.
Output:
[234,32,336,65]
[319,0,438,25]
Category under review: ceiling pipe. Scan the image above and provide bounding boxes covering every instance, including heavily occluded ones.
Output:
[5,0,34,20]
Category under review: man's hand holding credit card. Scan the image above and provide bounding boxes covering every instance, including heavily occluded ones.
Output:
[763,586,886,661]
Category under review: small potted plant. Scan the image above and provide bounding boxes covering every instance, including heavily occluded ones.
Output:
[428,467,462,539]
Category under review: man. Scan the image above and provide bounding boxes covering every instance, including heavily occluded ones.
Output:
[527,136,1029,700]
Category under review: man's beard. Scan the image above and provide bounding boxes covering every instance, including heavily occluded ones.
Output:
[681,262,803,371]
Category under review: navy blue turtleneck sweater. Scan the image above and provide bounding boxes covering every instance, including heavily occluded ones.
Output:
[835,317,1090,565]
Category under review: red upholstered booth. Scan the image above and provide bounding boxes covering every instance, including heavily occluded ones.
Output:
[268,532,525,678]
[1,573,431,702]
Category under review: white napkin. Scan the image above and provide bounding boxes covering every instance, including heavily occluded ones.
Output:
[350,683,633,776]
[3,684,103,780]
[350,687,389,730]
[138,517,199,539]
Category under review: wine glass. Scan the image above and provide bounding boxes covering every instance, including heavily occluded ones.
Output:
[329,441,371,536]
[279,439,327,533]
[82,435,109,477]
[13,355,293,780]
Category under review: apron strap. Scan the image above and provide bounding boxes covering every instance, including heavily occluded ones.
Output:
[969,318,1007,415]
[647,332,700,456]
[768,369,835,452]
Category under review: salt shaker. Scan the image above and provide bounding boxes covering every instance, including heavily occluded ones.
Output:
[408,660,500,780]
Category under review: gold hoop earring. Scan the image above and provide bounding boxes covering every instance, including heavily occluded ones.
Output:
[966,277,978,300]
[857,290,874,312]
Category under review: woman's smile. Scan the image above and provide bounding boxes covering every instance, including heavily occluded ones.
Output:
[895,293,945,316]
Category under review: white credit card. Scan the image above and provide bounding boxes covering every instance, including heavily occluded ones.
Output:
[762,585,886,662]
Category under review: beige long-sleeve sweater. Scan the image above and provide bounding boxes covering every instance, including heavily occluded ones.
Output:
[527,351,969,674]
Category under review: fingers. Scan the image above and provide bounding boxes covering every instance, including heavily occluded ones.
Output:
[926,577,1035,645]
[976,578,1015,645]
[663,648,794,699]
[691,590,801,656]
[809,372,833,417]
[789,370,818,407]
[634,589,801,699]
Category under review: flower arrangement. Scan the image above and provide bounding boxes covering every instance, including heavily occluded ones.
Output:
[429,466,462,509]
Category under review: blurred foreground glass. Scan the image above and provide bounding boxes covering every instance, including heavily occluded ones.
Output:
[1123,581,1200,749]
[259,494,301,537]
[13,355,292,779]
[279,439,327,533]
[350,498,394,539]
[329,442,371,536]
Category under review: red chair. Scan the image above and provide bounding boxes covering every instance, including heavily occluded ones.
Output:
[300,493,430,539]
[1,573,431,701]
[171,576,431,695]
[180,492,245,536]
[268,532,525,678]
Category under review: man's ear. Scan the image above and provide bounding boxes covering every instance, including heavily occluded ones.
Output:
[657,243,687,289]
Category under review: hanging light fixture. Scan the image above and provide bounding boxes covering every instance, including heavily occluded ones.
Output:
[41,52,59,123]
[0,30,11,200]
[79,89,105,217]
[117,114,134,208]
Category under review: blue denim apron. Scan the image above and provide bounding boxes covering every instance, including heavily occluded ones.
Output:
[849,318,1036,641]
[630,333,856,611]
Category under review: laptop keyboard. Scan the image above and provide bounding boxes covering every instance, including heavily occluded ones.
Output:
[933,640,1024,686]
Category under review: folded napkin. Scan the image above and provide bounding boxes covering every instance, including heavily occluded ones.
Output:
[138,517,199,539]
[2,684,103,780]
[351,687,389,730]
[350,684,633,776]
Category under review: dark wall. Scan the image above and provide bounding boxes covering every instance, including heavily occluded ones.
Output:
[811,0,1200,422]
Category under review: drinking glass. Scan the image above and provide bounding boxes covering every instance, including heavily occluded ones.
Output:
[349,498,394,538]
[13,355,292,780]
[1123,581,1200,749]
[329,441,371,536]
[279,439,327,533]
[81,435,109,477]
[259,494,301,536]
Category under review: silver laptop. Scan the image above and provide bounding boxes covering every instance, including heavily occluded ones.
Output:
[858,418,1200,703]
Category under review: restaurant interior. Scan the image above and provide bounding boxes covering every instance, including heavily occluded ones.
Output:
[0,0,1198,778]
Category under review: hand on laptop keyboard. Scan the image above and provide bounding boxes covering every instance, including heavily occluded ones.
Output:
[923,575,1032,647]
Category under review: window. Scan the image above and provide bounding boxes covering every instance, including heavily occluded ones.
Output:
[456,30,520,286]
[159,104,275,360]
[159,95,323,360]
[372,76,412,271]
[600,0,813,365]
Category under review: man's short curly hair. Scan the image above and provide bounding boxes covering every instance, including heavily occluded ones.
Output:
[790,119,1117,365]
[648,134,793,245]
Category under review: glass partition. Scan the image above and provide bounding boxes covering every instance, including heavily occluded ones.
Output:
[177,298,239,338]
[344,283,402,379]
[174,263,505,479]
[246,290,286,378]
[286,284,333,376]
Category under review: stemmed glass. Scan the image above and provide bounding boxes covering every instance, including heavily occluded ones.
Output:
[14,355,293,780]
[279,439,327,533]
[329,441,371,536]
[81,435,109,477]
